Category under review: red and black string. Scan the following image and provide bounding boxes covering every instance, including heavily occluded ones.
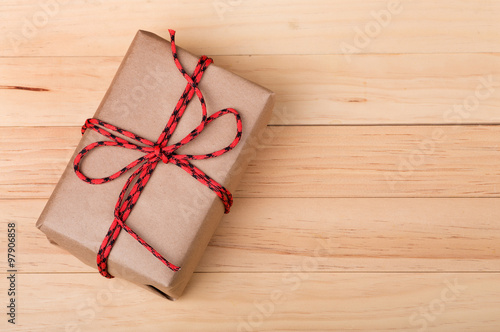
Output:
[73,30,242,278]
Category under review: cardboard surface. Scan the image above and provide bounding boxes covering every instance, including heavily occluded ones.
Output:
[36,30,275,299]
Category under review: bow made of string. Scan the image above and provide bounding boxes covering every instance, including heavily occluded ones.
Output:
[73,29,242,278]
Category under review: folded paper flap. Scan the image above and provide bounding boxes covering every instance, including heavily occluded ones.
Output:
[96,30,273,145]
[36,30,275,299]
[137,30,274,95]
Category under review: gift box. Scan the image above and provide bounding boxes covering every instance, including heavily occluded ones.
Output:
[36,30,275,300]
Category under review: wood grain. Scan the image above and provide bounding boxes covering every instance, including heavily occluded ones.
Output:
[1,198,499,274]
[1,0,500,56]
[1,54,500,126]
[1,125,500,199]
[2,0,500,330]
[0,272,498,331]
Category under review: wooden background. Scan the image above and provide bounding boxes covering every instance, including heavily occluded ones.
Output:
[1,0,500,331]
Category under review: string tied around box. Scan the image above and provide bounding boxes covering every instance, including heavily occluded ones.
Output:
[73,30,242,278]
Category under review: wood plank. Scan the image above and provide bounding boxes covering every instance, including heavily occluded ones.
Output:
[2,198,499,274]
[1,125,500,198]
[1,0,500,56]
[0,57,118,127]
[1,53,500,126]
[1,272,498,331]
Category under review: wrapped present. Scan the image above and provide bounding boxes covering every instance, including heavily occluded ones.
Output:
[36,30,275,299]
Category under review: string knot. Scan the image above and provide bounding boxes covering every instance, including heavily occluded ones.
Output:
[153,145,174,164]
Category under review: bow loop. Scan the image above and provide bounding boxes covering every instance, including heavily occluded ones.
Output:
[73,120,155,185]
[174,108,243,161]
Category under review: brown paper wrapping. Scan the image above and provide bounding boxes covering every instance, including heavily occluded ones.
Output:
[36,30,275,300]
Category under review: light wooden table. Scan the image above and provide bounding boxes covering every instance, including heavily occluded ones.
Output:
[1,1,500,331]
